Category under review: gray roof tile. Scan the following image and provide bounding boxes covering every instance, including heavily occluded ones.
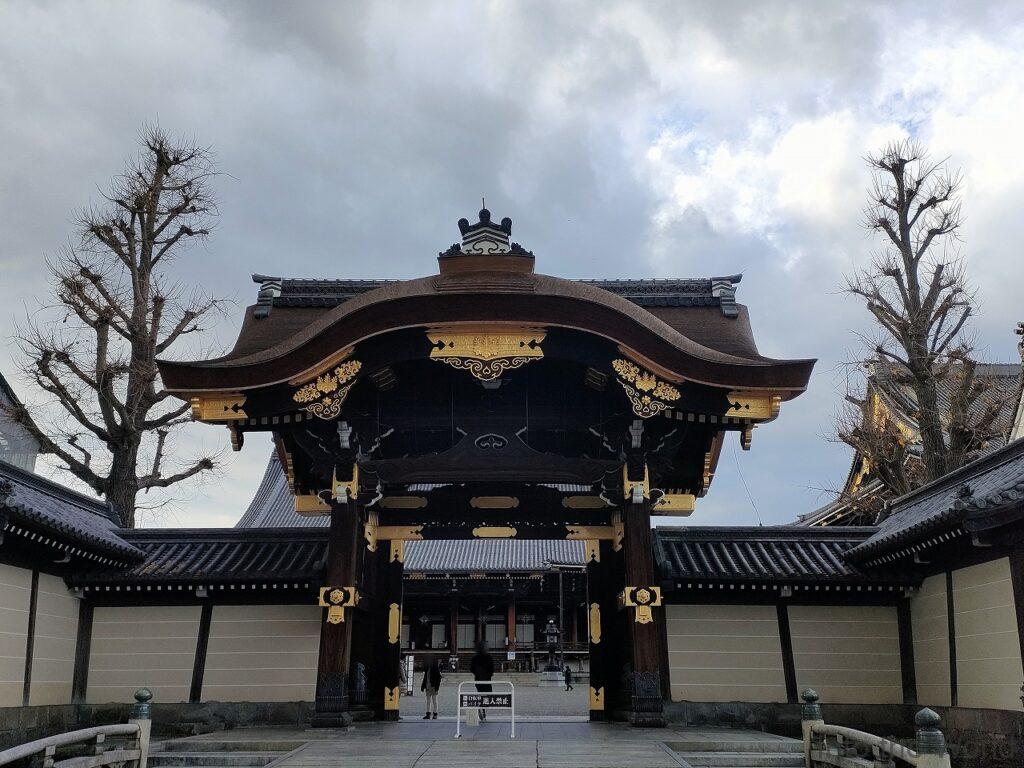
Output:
[0,459,140,562]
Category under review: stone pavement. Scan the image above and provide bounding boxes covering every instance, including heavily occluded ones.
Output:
[176,722,801,768]
[397,680,588,717]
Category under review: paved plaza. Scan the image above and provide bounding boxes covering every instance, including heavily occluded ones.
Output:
[173,722,801,768]
[397,678,588,718]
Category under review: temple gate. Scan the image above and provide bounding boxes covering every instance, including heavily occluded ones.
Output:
[160,209,813,726]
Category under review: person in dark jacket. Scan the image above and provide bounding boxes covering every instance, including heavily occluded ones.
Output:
[563,664,574,691]
[420,658,442,719]
[469,642,494,721]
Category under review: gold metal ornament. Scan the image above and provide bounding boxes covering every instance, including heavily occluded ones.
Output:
[190,394,247,422]
[727,391,782,421]
[292,360,362,419]
[333,465,359,502]
[620,586,662,624]
[390,539,405,563]
[589,686,605,710]
[384,686,400,710]
[427,328,545,381]
[472,526,518,538]
[589,603,602,644]
[295,493,330,516]
[318,586,359,624]
[611,359,681,418]
[584,540,600,563]
[653,492,696,515]
[387,603,401,644]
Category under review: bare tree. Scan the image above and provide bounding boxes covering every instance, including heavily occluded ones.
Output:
[2,127,223,526]
[838,139,1008,496]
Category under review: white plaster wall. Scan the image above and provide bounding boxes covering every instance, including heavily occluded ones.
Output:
[27,573,79,705]
[952,558,1024,711]
[911,573,951,707]
[789,604,902,704]
[201,604,320,702]
[87,605,200,704]
[666,604,787,703]
[0,563,31,706]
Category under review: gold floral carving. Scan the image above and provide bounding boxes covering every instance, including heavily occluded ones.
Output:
[611,359,681,418]
[292,360,362,420]
[427,329,545,382]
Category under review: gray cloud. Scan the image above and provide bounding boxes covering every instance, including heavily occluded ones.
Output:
[1,0,1022,527]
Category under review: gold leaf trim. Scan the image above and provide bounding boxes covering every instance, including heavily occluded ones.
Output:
[611,359,680,418]
[292,360,362,420]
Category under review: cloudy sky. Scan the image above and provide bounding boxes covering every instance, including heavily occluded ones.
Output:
[1,0,1023,528]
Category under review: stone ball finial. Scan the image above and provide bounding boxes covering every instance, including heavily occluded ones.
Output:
[801,688,819,703]
[131,687,153,719]
[914,707,941,729]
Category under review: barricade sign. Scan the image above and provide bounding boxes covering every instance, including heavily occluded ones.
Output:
[455,680,515,739]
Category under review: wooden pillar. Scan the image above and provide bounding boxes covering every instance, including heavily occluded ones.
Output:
[507,598,516,650]
[1010,546,1024,666]
[586,540,611,720]
[371,540,404,720]
[313,499,362,726]
[622,498,666,726]
[449,594,459,656]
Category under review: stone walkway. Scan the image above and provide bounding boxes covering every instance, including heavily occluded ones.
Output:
[177,722,800,768]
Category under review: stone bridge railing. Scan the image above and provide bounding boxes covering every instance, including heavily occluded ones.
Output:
[0,690,152,768]
[800,689,951,768]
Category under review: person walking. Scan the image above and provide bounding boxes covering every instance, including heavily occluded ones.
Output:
[421,658,442,720]
[563,664,574,692]
[469,641,494,721]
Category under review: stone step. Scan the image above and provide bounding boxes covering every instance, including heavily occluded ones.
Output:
[156,741,302,753]
[666,740,802,754]
[677,752,804,767]
[148,752,282,767]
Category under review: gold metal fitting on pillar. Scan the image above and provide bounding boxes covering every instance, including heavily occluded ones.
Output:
[384,686,400,710]
[333,465,359,503]
[364,510,378,552]
[620,586,662,624]
[318,586,360,624]
[387,603,401,644]
[589,686,605,710]
[589,603,602,644]
[623,464,649,505]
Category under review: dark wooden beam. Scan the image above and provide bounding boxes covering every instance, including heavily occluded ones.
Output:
[21,570,39,706]
[71,600,93,703]
[776,603,798,704]
[945,570,958,707]
[1009,546,1024,667]
[897,598,917,705]
[190,603,213,703]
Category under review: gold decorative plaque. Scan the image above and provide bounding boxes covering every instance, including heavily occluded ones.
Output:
[620,586,662,624]
[190,394,247,422]
[427,329,545,381]
[611,359,681,418]
[292,360,361,420]
[318,585,359,624]
[589,603,602,644]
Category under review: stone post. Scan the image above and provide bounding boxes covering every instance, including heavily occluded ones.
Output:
[914,708,952,768]
[800,688,823,768]
[128,688,152,768]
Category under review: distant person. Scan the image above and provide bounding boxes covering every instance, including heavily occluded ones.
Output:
[563,664,574,692]
[421,658,442,720]
[469,641,494,721]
